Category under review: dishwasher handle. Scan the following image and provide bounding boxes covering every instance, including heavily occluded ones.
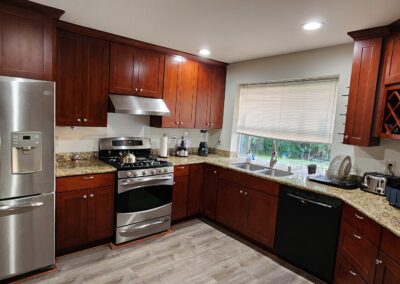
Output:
[287,193,333,209]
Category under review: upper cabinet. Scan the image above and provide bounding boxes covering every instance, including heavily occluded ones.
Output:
[0,2,63,80]
[109,43,165,98]
[383,32,400,86]
[195,64,226,129]
[56,29,109,126]
[343,38,382,146]
[150,55,199,128]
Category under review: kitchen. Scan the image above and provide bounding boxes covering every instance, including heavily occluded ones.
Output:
[0,0,400,283]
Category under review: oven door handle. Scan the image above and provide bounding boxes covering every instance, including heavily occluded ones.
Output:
[120,176,173,186]
[119,218,170,234]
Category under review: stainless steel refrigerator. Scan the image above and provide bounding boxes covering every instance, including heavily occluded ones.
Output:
[0,76,55,280]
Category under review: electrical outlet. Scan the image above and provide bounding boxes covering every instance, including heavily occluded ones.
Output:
[386,160,397,175]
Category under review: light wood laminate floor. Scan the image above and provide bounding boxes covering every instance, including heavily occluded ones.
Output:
[24,219,321,284]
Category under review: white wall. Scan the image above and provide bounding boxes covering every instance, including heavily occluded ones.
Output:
[221,43,400,175]
[56,113,221,153]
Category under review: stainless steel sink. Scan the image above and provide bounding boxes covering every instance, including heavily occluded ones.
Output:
[231,163,268,171]
[258,168,292,177]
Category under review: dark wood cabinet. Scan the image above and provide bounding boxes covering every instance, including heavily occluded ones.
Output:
[56,190,88,251]
[242,188,277,248]
[109,42,164,98]
[172,175,189,221]
[188,164,204,216]
[0,3,63,80]
[87,187,114,242]
[335,254,367,284]
[216,180,244,232]
[383,32,400,86]
[195,64,226,129]
[344,38,382,146]
[150,55,199,128]
[56,173,115,253]
[56,29,109,126]
[375,252,400,284]
[202,165,220,220]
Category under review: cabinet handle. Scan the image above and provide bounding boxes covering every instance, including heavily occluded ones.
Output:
[83,195,87,199]
[353,233,362,240]
[83,176,94,180]
[83,118,88,122]
[77,118,81,122]
[376,259,383,265]
[90,194,94,198]
[240,190,243,194]
[355,214,364,220]
[348,270,357,277]
[177,166,185,169]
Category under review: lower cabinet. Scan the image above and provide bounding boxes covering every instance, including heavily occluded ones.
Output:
[172,175,189,221]
[202,165,220,220]
[216,169,279,248]
[375,251,400,284]
[187,164,204,216]
[56,173,114,253]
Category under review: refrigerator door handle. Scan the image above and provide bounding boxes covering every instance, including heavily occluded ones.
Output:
[0,202,44,212]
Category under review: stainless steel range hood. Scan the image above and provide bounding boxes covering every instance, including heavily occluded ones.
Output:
[109,94,170,116]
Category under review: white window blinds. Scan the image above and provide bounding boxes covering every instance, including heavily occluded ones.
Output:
[237,78,338,144]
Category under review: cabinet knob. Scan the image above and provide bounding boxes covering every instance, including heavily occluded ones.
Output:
[77,118,81,122]
[135,88,138,92]
[240,190,243,194]
[90,194,94,198]
[83,118,88,122]
[175,121,179,125]
[344,135,349,139]
[376,259,383,265]
[211,122,214,126]
[140,89,143,92]
[83,195,87,199]
[244,192,248,195]
[214,171,217,174]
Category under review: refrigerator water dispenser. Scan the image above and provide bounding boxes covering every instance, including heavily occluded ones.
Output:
[11,132,42,174]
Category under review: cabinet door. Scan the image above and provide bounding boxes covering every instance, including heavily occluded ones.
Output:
[0,4,53,80]
[109,43,137,95]
[203,165,219,220]
[344,38,382,146]
[56,30,82,126]
[209,66,226,129]
[242,188,277,248]
[384,32,400,86]
[375,251,400,284]
[81,36,109,127]
[136,49,165,98]
[178,59,198,128]
[195,64,213,129]
[188,164,204,216]
[216,180,243,232]
[87,186,114,242]
[56,190,88,251]
[159,55,181,127]
[172,175,189,221]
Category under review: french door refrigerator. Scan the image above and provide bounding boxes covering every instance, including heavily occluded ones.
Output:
[0,76,55,280]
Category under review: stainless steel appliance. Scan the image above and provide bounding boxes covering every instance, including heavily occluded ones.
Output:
[275,186,343,283]
[99,137,173,244]
[0,76,55,280]
[362,172,391,195]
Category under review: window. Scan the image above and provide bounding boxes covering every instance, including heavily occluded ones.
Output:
[237,77,338,170]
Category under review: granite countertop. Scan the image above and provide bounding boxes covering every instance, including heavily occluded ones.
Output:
[56,154,400,238]
[56,159,116,177]
[162,154,400,238]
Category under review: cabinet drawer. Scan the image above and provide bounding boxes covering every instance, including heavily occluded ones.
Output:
[335,254,367,284]
[381,229,400,265]
[57,173,115,192]
[174,165,190,177]
[338,221,378,283]
[342,204,381,245]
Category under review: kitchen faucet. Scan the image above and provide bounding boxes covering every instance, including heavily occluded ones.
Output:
[270,140,278,168]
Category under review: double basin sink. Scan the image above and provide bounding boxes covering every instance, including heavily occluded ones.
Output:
[231,163,292,177]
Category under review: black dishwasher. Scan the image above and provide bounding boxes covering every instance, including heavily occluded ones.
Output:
[275,186,342,283]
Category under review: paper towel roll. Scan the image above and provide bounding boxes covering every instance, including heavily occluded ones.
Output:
[159,135,169,157]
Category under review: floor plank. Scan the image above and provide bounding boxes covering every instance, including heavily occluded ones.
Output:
[23,219,322,284]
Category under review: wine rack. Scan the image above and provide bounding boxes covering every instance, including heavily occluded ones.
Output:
[382,85,400,139]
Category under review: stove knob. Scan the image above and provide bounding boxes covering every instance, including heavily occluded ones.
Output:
[151,169,156,175]
[127,171,134,177]
[142,170,147,176]
[163,168,169,173]
[133,171,139,177]
[157,168,163,174]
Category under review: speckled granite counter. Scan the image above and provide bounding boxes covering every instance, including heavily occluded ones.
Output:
[162,154,400,238]
[56,160,116,177]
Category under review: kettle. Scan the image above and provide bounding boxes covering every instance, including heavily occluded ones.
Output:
[119,152,136,164]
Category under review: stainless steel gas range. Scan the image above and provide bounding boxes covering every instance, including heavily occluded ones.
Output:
[99,137,173,244]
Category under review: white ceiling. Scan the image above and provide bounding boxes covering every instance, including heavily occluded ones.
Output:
[33,0,400,63]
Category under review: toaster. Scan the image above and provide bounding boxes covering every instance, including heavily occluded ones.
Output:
[361,172,390,195]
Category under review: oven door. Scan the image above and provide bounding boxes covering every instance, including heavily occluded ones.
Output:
[116,174,173,227]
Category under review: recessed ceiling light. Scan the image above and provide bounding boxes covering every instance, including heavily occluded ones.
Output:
[302,22,323,31]
[198,49,210,56]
